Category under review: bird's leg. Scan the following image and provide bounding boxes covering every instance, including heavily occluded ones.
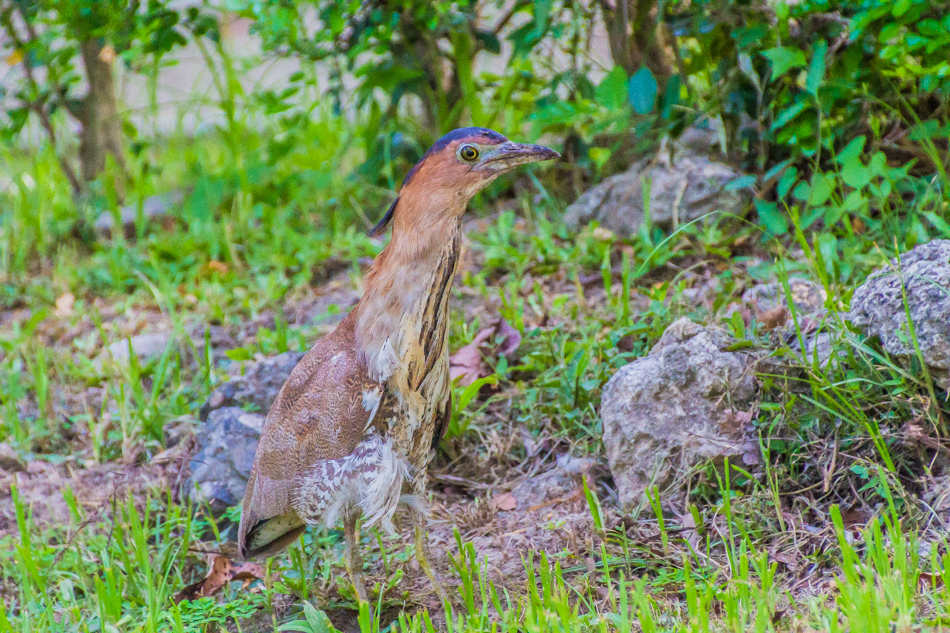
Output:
[343,512,369,603]
[412,505,449,605]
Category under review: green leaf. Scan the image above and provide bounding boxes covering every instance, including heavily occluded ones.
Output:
[793,181,811,202]
[764,159,792,183]
[836,136,866,164]
[808,172,833,206]
[892,0,911,17]
[805,40,827,95]
[595,66,628,110]
[754,199,788,235]
[761,46,807,78]
[588,147,612,169]
[725,175,757,191]
[474,29,502,55]
[661,74,681,119]
[841,157,870,189]
[925,212,950,237]
[824,204,846,227]
[777,167,798,198]
[771,101,808,130]
[841,190,868,212]
[628,67,658,115]
[909,119,941,140]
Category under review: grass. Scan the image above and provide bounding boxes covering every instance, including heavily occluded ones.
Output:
[1,94,950,632]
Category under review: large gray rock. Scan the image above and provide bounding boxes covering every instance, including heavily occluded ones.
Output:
[185,407,264,512]
[200,351,304,420]
[600,318,758,509]
[565,151,751,237]
[848,240,950,388]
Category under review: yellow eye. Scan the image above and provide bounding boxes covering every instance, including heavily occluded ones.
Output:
[459,144,479,162]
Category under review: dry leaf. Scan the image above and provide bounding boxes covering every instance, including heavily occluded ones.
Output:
[7,49,24,66]
[448,344,485,387]
[207,260,229,274]
[55,292,75,318]
[492,492,517,512]
[758,305,789,331]
[449,316,522,386]
[174,554,264,603]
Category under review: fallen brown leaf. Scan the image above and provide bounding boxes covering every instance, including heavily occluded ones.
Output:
[449,316,522,387]
[174,554,264,603]
[758,305,789,331]
[207,260,229,274]
[492,492,517,512]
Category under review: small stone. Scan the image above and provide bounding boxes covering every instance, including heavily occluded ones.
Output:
[0,443,27,473]
[508,455,599,509]
[741,278,826,317]
[95,331,179,369]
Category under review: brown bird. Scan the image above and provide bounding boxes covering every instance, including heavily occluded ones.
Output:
[237,127,558,602]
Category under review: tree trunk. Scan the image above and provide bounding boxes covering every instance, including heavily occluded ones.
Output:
[601,0,672,85]
[78,38,126,198]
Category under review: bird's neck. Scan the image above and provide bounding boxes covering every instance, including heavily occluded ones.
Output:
[356,215,462,384]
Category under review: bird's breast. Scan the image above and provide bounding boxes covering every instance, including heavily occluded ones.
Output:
[358,228,460,469]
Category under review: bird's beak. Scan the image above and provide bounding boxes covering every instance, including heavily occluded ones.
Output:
[479,141,560,172]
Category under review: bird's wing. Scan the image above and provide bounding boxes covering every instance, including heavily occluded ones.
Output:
[238,312,379,559]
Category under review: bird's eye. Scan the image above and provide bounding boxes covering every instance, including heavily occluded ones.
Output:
[459,144,479,162]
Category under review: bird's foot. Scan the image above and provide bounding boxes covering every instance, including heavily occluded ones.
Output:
[343,513,370,604]
[347,568,370,604]
[414,517,450,606]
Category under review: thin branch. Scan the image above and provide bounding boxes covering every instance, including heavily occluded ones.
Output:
[1,7,83,195]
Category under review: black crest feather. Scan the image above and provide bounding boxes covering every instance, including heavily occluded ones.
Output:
[369,128,507,236]
[368,197,398,237]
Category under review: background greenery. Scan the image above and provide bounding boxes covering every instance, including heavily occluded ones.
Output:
[0,0,948,631]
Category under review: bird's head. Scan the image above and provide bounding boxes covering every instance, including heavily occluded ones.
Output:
[369,127,559,236]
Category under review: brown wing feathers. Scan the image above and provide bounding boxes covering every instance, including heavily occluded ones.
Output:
[238,310,375,559]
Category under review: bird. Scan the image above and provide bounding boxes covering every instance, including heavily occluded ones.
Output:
[237,127,559,602]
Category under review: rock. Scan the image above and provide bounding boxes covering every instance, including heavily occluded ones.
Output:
[200,351,304,420]
[564,151,751,238]
[508,455,600,510]
[304,286,359,326]
[96,331,179,368]
[925,471,950,511]
[600,317,758,509]
[185,407,265,512]
[0,443,27,473]
[672,118,724,156]
[742,278,826,317]
[94,191,183,232]
[848,240,950,388]
[793,332,835,369]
